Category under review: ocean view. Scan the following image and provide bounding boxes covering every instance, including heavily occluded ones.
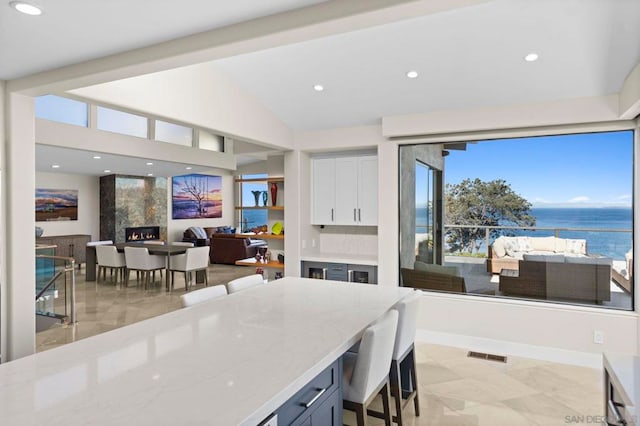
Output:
[419,207,633,259]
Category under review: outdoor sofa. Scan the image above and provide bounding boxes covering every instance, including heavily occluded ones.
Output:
[486,236,588,274]
[499,254,612,303]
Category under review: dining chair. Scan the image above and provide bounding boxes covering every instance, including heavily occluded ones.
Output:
[180,284,227,308]
[95,245,126,285]
[143,240,165,245]
[388,292,421,425]
[342,309,399,426]
[124,246,166,289]
[227,274,264,294]
[169,246,210,291]
[86,240,113,246]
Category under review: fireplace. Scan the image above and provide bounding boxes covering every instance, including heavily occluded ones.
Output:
[125,226,160,242]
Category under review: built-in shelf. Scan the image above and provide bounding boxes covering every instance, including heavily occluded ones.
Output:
[234,206,284,211]
[235,258,285,269]
[236,233,284,240]
[235,177,284,183]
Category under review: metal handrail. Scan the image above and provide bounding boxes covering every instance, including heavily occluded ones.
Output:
[35,255,76,324]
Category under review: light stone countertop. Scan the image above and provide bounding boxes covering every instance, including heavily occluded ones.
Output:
[300,252,378,266]
[604,352,639,417]
[0,278,411,426]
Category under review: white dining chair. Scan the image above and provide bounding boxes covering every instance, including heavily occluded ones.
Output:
[124,246,166,289]
[227,274,264,294]
[143,240,165,245]
[388,292,421,425]
[86,240,113,247]
[180,284,227,308]
[95,245,126,285]
[169,246,210,291]
[342,309,398,426]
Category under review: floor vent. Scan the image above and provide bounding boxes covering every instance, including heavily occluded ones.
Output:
[467,351,507,363]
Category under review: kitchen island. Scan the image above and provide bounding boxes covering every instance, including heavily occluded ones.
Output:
[0,278,412,425]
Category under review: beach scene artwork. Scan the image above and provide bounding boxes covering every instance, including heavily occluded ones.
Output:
[35,188,78,221]
[172,174,222,219]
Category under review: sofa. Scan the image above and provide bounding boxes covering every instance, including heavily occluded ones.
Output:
[183,226,268,264]
[499,254,611,303]
[487,236,587,274]
[401,261,466,293]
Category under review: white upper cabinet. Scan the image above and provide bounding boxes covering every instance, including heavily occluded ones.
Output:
[311,158,336,225]
[311,154,377,226]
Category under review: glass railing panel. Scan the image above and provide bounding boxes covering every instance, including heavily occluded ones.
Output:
[35,249,76,329]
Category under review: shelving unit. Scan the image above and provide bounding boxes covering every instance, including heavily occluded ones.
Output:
[235,258,285,269]
[235,174,285,275]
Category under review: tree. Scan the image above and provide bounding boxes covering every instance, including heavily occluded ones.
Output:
[445,178,535,253]
[179,175,208,217]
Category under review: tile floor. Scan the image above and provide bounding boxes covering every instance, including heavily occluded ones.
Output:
[38,265,604,425]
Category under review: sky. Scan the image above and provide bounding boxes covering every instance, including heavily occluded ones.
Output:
[430,130,634,209]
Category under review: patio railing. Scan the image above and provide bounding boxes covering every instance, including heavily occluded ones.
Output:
[440,224,632,260]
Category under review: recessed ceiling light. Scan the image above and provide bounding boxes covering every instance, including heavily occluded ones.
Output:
[406,70,419,79]
[313,84,324,92]
[146,162,153,166]
[103,170,111,173]
[147,173,153,176]
[93,155,101,159]
[10,1,42,15]
[51,164,60,169]
[524,53,539,62]
[185,166,192,170]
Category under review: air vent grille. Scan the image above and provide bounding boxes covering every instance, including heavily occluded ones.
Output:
[467,351,507,363]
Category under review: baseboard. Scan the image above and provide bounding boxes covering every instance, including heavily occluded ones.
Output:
[416,329,603,369]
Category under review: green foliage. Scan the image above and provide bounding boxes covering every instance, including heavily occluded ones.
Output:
[445,178,536,253]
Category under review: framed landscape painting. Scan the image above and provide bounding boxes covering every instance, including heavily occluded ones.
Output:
[35,189,78,221]
[172,174,223,219]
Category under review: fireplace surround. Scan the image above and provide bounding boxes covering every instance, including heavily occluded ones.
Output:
[125,226,160,242]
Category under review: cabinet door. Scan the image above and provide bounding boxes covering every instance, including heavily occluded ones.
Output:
[310,388,342,426]
[311,158,336,225]
[334,157,358,225]
[356,156,378,225]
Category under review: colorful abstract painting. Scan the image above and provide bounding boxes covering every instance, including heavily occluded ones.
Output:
[35,188,78,221]
[172,174,222,219]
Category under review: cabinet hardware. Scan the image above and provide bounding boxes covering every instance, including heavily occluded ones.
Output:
[331,208,334,221]
[353,208,356,221]
[358,209,361,222]
[322,268,327,280]
[348,270,353,282]
[301,387,326,408]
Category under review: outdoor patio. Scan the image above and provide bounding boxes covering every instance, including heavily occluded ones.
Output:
[444,255,632,310]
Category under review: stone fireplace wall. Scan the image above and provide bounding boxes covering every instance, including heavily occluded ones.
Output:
[100,175,167,242]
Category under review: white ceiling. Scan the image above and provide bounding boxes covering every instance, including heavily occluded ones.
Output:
[213,0,640,130]
[0,0,327,80]
[7,0,640,173]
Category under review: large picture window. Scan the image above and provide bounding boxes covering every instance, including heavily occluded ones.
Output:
[399,130,634,310]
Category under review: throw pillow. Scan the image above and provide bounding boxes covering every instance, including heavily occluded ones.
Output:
[491,238,506,258]
[414,261,460,277]
[565,239,586,255]
[503,238,518,257]
[515,236,533,252]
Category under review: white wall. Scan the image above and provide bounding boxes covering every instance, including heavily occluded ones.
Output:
[5,94,36,360]
[288,119,640,359]
[35,172,99,239]
[70,64,293,150]
[166,172,235,243]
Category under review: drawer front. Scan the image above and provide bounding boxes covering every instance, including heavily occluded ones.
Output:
[277,358,340,426]
[326,263,348,281]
